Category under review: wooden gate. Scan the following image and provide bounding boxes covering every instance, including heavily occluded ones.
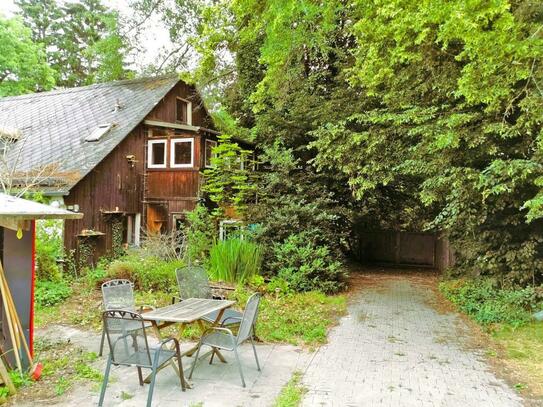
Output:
[355,230,453,270]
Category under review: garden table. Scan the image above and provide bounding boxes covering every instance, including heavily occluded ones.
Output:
[142,298,236,387]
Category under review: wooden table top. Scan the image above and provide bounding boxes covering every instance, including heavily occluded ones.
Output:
[142,298,236,324]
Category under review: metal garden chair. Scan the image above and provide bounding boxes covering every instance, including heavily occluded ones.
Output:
[175,266,242,326]
[98,310,185,407]
[188,293,262,387]
[99,279,153,356]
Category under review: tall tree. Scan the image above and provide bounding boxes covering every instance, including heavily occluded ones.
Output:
[193,0,543,286]
[0,16,55,96]
[16,0,132,87]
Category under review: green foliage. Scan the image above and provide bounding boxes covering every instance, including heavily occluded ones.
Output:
[15,0,132,87]
[35,279,72,307]
[193,0,543,287]
[107,255,182,292]
[271,233,345,294]
[35,219,63,281]
[208,239,262,284]
[0,15,54,96]
[202,134,255,216]
[440,279,543,326]
[231,287,347,345]
[274,371,306,407]
[184,204,215,262]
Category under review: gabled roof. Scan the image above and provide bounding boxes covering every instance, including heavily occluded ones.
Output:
[0,75,180,193]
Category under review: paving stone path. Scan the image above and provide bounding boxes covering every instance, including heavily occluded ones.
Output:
[302,272,524,407]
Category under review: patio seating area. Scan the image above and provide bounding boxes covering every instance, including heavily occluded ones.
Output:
[97,266,265,406]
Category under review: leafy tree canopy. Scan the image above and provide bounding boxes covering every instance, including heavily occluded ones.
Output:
[0,16,55,96]
[16,0,132,87]
[193,0,543,286]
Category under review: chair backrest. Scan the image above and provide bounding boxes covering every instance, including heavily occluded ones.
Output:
[237,293,261,344]
[101,279,136,311]
[176,266,211,300]
[102,309,152,367]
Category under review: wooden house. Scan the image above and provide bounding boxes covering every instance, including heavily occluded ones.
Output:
[0,193,81,366]
[0,75,247,264]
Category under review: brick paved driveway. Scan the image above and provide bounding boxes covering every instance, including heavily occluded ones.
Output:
[302,270,524,407]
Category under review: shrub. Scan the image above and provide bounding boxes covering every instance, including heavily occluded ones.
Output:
[440,278,543,326]
[184,204,216,262]
[107,255,182,292]
[208,239,262,284]
[270,233,345,293]
[138,230,185,262]
[35,220,64,281]
[35,280,72,307]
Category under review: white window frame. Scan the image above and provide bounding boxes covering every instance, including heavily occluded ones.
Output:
[147,139,167,169]
[204,139,217,168]
[176,97,192,125]
[170,138,194,168]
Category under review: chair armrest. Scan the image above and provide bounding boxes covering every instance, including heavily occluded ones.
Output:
[158,337,179,349]
[220,316,242,326]
[202,326,235,337]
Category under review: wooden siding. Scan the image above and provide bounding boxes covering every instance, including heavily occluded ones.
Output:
[64,125,145,255]
[62,80,219,262]
[145,82,213,128]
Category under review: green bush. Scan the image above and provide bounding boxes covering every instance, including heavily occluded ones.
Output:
[208,239,262,284]
[184,205,216,262]
[35,280,72,307]
[107,255,182,292]
[271,233,345,293]
[440,279,543,326]
[35,220,63,281]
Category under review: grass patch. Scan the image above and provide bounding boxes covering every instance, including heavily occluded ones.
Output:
[6,338,103,404]
[233,290,347,346]
[440,278,543,398]
[491,322,543,396]
[273,371,306,407]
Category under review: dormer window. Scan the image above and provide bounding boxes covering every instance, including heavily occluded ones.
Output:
[176,98,192,125]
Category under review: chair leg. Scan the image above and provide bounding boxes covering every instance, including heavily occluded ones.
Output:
[98,356,112,406]
[173,340,186,391]
[99,328,106,357]
[233,346,246,387]
[250,336,261,371]
[137,367,144,386]
[209,348,215,365]
[188,342,203,379]
[147,349,163,407]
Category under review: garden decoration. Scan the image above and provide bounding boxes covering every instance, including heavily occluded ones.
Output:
[189,293,262,387]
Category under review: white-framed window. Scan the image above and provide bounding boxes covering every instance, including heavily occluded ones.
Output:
[147,139,167,168]
[204,139,217,168]
[176,97,192,125]
[170,138,194,168]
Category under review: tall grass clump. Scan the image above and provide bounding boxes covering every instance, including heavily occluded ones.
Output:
[208,239,262,284]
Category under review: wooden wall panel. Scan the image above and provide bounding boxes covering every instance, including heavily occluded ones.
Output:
[145,171,201,199]
[146,82,214,129]
[64,125,145,254]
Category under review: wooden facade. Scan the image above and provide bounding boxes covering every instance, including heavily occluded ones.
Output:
[63,82,220,264]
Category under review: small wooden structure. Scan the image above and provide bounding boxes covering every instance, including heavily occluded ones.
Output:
[0,193,82,367]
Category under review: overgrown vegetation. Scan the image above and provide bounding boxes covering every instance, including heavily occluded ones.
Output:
[192,0,543,288]
[440,279,543,326]
[208,239,262,284]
